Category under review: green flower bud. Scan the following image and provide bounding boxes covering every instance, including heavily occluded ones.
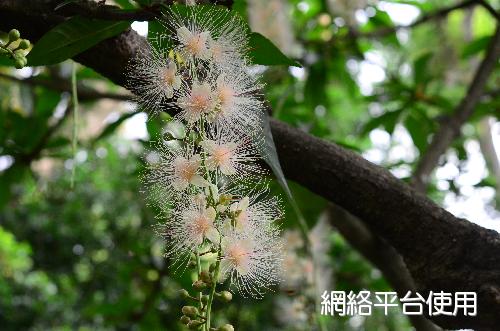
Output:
[18,39,30,50]
[8,29,20,42]
[14,57,25,69]
[217,324,234,331]
[199,270,211,284]
[13,50,24,58]
[218,194,232,205]
[0,48,9,55]
[192,280,206,291]
[201,295,209,304]
[179,289,190,298]
[180,315,191,325]
[188,320,203,329]
[216,291,232,302]
[181,305,198,318]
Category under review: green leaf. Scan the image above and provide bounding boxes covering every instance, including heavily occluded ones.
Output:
[413,52,433,85]
[258,113,309,237]
[248,32,301,67]
[28,17,131,66]
[462,35,492,59]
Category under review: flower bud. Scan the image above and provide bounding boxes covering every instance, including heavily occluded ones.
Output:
[0,48,8,55]
[180,315,191,325]
[188,320,203,329]
[8,29,20,42]
[218,194,232,205]
[181,305,198,318]
[18,39,30,50]
[201,295,209,304]
[216,291,232,302]
[192,280,206,291]
[179,289,190,298]
[14,57,25,69]
[217,324,234,331]
[199,270,211,283]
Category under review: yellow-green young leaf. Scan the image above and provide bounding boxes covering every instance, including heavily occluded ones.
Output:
[28,17,130,66]
[248,32,301,67]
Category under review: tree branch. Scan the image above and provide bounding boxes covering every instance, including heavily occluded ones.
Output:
[327,204,442,331]
[352,0,483,39]
[411,24,500,193]
[2,3,500,329]
[0,72,132,101]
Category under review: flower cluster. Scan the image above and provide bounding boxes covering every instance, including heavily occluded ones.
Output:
[129,4,284,330]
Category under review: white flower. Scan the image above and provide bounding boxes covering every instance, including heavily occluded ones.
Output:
[172,154,207,190]
[144,142,207,196]
[162,62,182,98]
[210,71,265,134]
[161,5,249,70]
[200,127,264,178]
[176,26,211,61]
[127,44,183,115]
[158,195,220,263]
[176,80,216,125]
[227,192,282,233]
[219,226,283,298]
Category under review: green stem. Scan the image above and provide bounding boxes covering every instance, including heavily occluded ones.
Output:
[204,244,221,331]
[196,250,203,310]
[70,62,79,189]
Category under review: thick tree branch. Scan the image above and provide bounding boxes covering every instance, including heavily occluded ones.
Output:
[0,72,132,101]
[411,24,500,193]
[2,3,500,329]
[327,204,442,331]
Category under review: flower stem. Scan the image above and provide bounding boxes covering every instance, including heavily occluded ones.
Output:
[196,250,203,310]
[205,245,221,331]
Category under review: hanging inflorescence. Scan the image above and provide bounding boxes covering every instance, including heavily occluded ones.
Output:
[128,5,284,331]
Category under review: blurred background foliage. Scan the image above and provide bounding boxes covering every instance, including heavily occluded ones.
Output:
[0,0,499,330]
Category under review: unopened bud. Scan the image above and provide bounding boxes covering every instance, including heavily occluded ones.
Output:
[217,324,234,331]
[192,280,206,291]
[8,29,20,42]
[216,291,232,302]
[14,57,25,69]
[179,289,190,298]
[188,320,203,329]
[180,315,191,325]
[219,194,232,205]
[201,295,209,304]
[200,270,211,283]
[18,39,30,50]
[181,306,198,318]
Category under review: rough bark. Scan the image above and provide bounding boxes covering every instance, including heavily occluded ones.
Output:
[1,2,500,329]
